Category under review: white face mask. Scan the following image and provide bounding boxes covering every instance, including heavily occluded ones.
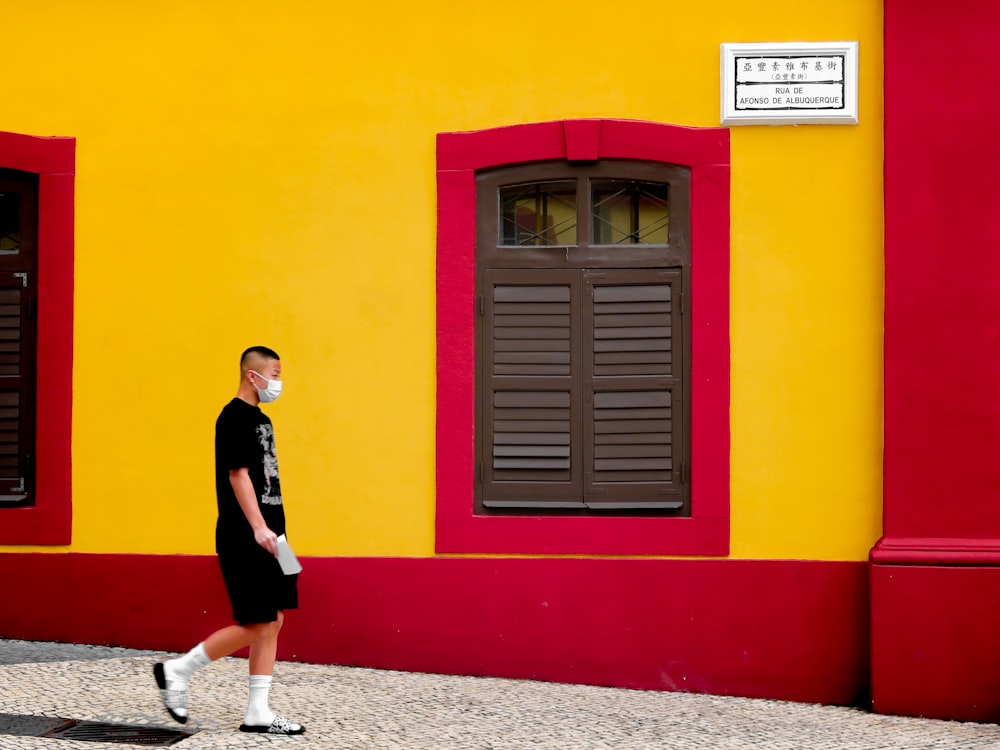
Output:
[250,370,283,403]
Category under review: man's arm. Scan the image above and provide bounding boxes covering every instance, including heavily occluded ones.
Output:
[229,467,277,556]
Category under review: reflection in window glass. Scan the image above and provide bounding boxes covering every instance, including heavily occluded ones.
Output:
[0,193,20,255]
[592,180,669,245]
[500,181,577,246]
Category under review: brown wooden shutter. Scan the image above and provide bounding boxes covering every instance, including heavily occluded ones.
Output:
[583,269,685,508]
[479,268,584,507]
[0,271,32,503]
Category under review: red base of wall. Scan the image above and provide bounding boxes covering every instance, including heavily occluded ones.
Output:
[0,553,867,706]
[871,563,1000,722]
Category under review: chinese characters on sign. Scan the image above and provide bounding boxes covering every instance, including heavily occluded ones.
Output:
[721,42,858,126]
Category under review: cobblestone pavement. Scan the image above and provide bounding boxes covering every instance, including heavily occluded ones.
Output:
[0,639,998,749]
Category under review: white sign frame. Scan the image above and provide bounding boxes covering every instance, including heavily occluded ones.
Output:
[721,41,858,126]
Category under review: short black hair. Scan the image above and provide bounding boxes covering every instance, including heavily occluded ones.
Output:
[240,346,280,367]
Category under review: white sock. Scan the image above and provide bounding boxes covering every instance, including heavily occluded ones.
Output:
[164,642,210,688]
[245,675,276,726]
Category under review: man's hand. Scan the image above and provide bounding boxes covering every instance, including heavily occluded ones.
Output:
[253,525,278,557]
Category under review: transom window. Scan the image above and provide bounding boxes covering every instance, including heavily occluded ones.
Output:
[476,160,690,514]
[498,178,670,248]
[591,179,670,245]
[500,181,577,246]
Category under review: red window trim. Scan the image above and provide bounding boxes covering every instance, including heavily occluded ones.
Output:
[436,119,730,555]
[0,131,74,545]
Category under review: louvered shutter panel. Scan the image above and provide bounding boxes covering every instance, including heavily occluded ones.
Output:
[0,271,31,503]
[480,269,583,507]
[583,269,685,508]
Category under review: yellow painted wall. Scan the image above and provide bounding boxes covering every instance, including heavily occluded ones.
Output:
[1,1,882,560]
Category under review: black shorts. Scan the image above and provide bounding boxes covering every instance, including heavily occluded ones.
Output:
[217,543,298,625]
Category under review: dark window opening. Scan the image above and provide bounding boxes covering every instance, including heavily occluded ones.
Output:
[0,191,23,255]
[0,169,37,507]
[591,179,669,245]
[500,180,577,247]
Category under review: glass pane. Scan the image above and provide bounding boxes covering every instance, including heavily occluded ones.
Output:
[591,180,669,245]
[500,181,577,246]
[0,193,20,255]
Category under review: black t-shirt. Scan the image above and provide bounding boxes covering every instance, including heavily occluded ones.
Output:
[214,398,287,553]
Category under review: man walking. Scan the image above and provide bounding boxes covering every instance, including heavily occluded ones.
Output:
[154,346,304,735]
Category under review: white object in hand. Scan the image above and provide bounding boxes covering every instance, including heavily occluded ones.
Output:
[275,534,303,575]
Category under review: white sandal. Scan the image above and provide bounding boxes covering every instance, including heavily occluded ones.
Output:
[239,714,305,735]
[153,663,189,724]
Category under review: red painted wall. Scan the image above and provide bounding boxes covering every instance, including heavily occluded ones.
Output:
[0,553,869,707]
[874,0,1000,721]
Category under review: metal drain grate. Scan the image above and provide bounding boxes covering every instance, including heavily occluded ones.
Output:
[0,713,76,736]
[0,713,193,746]
[44,720,192,745]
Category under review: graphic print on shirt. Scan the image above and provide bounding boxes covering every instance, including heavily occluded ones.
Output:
[256,423,283,506]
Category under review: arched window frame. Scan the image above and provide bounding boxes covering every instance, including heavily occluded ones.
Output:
[436,119,729,555]
[0,131,74,545]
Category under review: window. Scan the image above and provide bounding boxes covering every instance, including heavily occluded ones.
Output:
[476,162,690,513]
[0,171,38,505]
[0,131,74,545]
[436,119,729,555]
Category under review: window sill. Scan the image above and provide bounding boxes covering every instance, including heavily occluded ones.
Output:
[436,511,729,557]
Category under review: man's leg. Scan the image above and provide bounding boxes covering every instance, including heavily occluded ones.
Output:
[240,611,303,734]
[203,621,277,661]
[247,610,282,675]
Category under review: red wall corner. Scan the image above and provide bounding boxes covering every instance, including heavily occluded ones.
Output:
[871,564,1000,721]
